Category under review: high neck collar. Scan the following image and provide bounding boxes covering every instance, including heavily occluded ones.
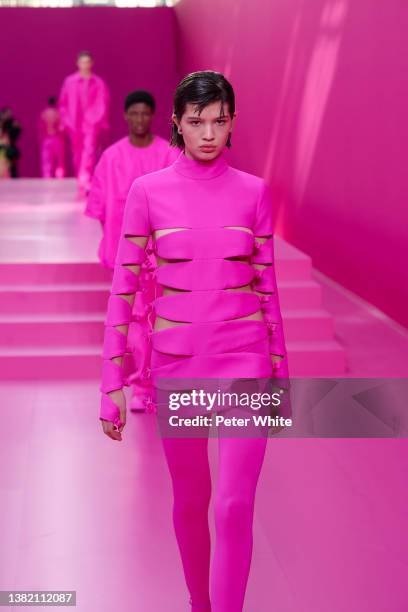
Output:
[76,71,94,81]
[173,149,229,180]
[127,133,156,150]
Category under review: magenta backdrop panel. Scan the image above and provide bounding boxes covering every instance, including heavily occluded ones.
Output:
[0,7,178,178]
[174,0,408,329]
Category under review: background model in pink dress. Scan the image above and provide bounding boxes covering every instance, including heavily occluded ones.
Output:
[58,71,109,191]
[38,99,65,178]
[86,134,179,411]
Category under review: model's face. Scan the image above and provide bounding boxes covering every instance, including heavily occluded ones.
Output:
[173,101,235,161]
[125,102,154,137]
[77,56,93,76]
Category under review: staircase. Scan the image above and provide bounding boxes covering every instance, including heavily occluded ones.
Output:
[0,179,346,380]
[275,237,346,375]
[0,263,111,380]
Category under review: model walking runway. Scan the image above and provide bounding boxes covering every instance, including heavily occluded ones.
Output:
[99,71,290,612]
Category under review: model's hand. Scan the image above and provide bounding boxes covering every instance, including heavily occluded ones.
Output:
[271,354,283,368]
[100,389,127,441]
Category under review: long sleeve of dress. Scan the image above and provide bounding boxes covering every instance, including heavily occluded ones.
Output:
[99,178,151,426]
[251,180,290,381]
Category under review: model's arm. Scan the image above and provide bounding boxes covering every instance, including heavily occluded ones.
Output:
[100,179,150,433]
[103,81,110,124]
[88,78,110,129]
[57,79,70,132]
[85,153,107,223]
[251,180,289,380]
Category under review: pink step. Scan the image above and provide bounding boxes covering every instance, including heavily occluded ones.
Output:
[0,308,334,347]
[0,345,102,380]
[0,340,346,380]
[0,263,112,285]
[286,340,347,376]
[274,237,313,281]
[278,280,323,309]
[0,258,308,283]
[283,309,335,340]
[0,281,322,316]
[0,283,110,314]
[0,313,106,346]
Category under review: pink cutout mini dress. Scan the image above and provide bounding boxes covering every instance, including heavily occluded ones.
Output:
[100,148,289,427]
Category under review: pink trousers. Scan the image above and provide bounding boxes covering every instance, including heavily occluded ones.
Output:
[150,338,270,611]
[158,419,268,611]
[41,135,65,178]
[70,128,98,190]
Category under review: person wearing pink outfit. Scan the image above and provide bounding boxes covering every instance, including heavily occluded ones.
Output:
[99,71,290,611]
[58,50,109,194]
[86,90,179,412]
[38,96,65,178]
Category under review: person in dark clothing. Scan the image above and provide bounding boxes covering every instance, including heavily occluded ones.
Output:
[0,107,22,178]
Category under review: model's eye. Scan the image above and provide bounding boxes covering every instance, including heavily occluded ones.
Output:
[217,119,227,125]
[190,120,200,126]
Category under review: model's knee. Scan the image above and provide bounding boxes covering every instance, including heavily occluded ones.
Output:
[214,496,253,533]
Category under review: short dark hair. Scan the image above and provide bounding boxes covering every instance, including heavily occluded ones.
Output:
[77,50,92,60]
[170,71,235,149]
[124,90,156,113]
[48,96,57,106]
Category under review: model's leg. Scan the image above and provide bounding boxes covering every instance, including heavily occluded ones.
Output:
[211,435,268,612]
[70,131,82,176]
[41,138,52,178]
[0,156,11,179]
[161,436,212,610]
[49,137,59,178]
[55,135,65,179]
[78,127,97,192]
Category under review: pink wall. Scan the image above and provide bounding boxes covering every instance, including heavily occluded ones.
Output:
[174,0,408,328]
[0,7,178,178]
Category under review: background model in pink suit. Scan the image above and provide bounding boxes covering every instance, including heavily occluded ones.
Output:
[86,90,179,411]
[38,96,65,178]
[58,51,109,193]
[86,134,179,268]
[87,134,177,411]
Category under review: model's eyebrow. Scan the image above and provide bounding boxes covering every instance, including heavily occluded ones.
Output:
[185,116,228,120]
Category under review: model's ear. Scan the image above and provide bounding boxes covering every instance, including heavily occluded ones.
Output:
[230,111,238,132]
[171,114,180,130]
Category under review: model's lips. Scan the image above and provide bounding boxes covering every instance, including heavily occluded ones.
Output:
[200,145,216,151]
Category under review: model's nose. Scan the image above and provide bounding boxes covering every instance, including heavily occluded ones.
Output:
[203,126,215,140]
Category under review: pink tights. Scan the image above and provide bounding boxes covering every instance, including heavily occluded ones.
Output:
[160,434,268,611]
